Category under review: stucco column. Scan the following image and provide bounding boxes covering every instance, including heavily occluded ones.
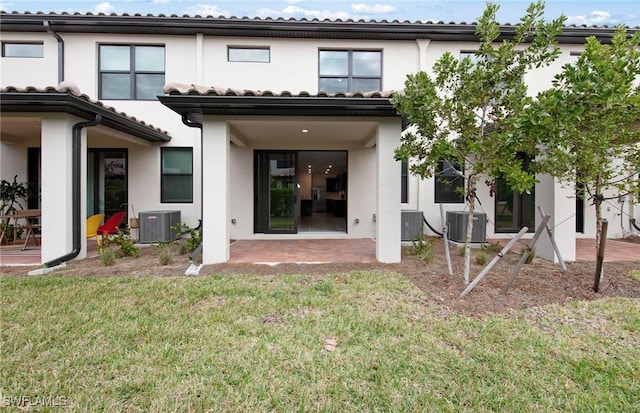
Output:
[376,119,402,263]
[201,118,230,263]
[536,175,576,262]
[40,114,88,263]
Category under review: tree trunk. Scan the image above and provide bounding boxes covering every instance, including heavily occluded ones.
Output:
[595,199,602,257]
[463,180,476,284]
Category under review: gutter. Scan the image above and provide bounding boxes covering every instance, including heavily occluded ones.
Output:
[181,114,205,274]
[44,114,102,268]
[43,21,64,83]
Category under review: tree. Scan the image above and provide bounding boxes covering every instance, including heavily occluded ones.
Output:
[391,1,565,283]
[518,27,640,256]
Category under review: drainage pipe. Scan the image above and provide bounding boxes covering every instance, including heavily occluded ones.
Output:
[43,21,64,84]
[44,114,102,268]
[181,114,204,263]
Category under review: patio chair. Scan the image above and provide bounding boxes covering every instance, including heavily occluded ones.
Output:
[97,211,126,247]
[86,213,105,246]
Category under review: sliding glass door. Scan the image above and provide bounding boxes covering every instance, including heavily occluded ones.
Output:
[254,151,297,234]
[88,149,128,219]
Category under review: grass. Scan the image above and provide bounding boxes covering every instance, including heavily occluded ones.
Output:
[1,272,639,411]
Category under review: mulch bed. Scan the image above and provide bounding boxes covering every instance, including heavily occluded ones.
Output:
[2,238,638,317]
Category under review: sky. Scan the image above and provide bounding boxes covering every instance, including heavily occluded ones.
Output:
[0,0,639,27]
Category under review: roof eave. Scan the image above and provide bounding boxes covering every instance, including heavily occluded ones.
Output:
[158,95,400,117]
[0,93,171,143]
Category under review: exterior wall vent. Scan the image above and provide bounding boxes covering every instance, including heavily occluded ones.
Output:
[446,211,487,243]
[401,210,424,241]
[139,210,181,243]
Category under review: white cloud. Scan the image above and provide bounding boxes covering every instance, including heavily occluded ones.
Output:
[351,3,396,15]
[258,5,350,20]
[0,2,13,11]
[152,0,171,4]
[183,4,230,16]
[565,10,618,26]
[286,0,303,4]
[94,2,116,13]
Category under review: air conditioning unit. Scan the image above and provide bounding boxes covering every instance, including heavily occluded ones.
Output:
[446,211,486,243]
[139,210,181,243]
[401,210,424,241]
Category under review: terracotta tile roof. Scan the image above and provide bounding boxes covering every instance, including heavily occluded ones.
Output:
[163,82,396,99]
[1,82,171,139]
[1,12,633,43]
[1,11,637,29]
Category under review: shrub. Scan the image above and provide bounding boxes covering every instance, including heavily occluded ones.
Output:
[522,247,535,264]
[410,235,434,263]
[100,248,116,266]
[482,241,502,254]
[475,251,488,266]
[173,223,202,254]
[110,230,139,258]
[158,247,173,266]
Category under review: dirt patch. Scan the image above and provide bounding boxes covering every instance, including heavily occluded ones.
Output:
[2,239,638,316]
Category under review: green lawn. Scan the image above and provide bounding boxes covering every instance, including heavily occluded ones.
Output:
[2,271,639,411]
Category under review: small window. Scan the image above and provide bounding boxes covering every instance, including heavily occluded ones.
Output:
[228,47,270,63]
[401,158,408,203]
[99,44,165,100]
[161,147,193,203]
[2,42,43,58]
[435,160,464,203]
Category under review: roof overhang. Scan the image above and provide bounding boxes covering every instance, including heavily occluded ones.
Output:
[158,95,400,118]
[0,91,171,143]
[1,12,635,44]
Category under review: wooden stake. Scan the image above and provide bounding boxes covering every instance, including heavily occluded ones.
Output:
[593,219,608,293]
[537,206,567,272]
[501,214,551,295]
[440,203,453,277]
[460,227,528,298]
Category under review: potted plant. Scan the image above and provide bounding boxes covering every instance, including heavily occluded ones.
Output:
[1,175,31,242]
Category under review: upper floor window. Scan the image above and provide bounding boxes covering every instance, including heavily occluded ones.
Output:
[99,44,165,100]
[228,46,270,63]
[2,42,43,58]
[319,50,381,93]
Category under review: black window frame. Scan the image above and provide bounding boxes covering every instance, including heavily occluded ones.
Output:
[2,42,43,58]
[318,49,382,93]
[435,160,464,204]
[401,158,409,204]
[161,147,193,204]
[98,44,165,101]
[227,46,271,63]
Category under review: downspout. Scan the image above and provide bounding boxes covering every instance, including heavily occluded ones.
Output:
[181,114,204,264]
[44,114,102,268]
[43,21,64,83]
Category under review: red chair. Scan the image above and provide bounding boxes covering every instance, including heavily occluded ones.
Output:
[97,211,126,246]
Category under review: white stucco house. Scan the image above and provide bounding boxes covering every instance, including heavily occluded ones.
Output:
[0,11,638,267]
